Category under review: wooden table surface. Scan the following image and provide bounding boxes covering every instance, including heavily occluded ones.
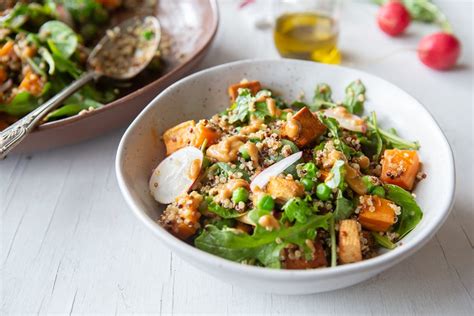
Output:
[1,1,473,314]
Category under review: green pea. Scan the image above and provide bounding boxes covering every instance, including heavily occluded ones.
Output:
[301,177,314,192]
[257,195,275,211]
[232,187,249,204]
[303,162,317,178]
[362,175,375,192]
[371,186,386,197]
[316,183,331,201]
[239,147,250,160]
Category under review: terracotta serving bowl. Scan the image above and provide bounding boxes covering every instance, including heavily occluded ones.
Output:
[116,59,455,294]
[13,0,218,154]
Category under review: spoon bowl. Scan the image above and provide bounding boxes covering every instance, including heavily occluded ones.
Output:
[89,16,161,79]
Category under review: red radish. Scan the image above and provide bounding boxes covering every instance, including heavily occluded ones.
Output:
[250,151,302,192]
[377,1,411,36]
[418,32,461,70]
[149,147,203,204]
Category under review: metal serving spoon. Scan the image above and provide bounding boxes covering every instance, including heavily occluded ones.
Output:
[0,16,161,159]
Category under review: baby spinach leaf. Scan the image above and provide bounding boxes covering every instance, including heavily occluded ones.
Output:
[385,184,423,239]
[333,191,354,221]
[40,21,78,58]
[282,198,314,224]
[51,53,82,78]
[343,80,365,115]
[372,232,397,249]
[0,92,38,116]
[205,197,242,219]
[325,160,345,189]
[195,213,332,268]
[213,162,250,181]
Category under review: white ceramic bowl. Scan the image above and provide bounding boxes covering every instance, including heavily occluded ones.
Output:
[115,59,455,294]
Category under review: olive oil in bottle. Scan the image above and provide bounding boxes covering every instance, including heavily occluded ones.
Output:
[274,12,341,64]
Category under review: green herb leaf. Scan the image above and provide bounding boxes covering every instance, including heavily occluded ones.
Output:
[385,184,423,239]
[371,232,397,249]
[195,213,332,268]
[40,21,78,58]
[229,88,251,123]
[282,198,314,224]
[333,191,354,221]
[253,101,270,120]
[343,80,366,115]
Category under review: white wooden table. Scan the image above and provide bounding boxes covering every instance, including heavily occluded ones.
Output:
[2,1,473,314]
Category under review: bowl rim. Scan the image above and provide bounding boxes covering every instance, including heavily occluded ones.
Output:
[34,0,219,132]
[116,58,456,280]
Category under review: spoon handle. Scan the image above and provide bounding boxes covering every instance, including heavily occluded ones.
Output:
[0,71,98,159]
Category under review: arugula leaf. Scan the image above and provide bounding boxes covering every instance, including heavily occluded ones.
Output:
[312,83,335,111]
[195,213,332,268]
[229,88,251,123]
[372,232,397,250]
[0,92,38,116]
[343,80,366,115]
[40,21,78,58]
[367,121,420,150]
[282,198,314,224]
[212,162,250,181]
[205,197,243,219]
[317,114,356,157]
[369,112,383,160]
[333,191,354,221]
[329,216,337,267]
[385,184,423,239]
[325,160,345,189]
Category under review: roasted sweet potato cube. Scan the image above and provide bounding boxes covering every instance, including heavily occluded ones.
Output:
[194,122,221,148]
[282,107,326,147]
[266,177,304,203]
[358,195,396,232]
[164,193,202,240]
[381,149,420,191]
[0,41,14,57]
[228,80,262,101]
[162,120,196,155]
[283,240,328,269]
[338,220,362,264]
